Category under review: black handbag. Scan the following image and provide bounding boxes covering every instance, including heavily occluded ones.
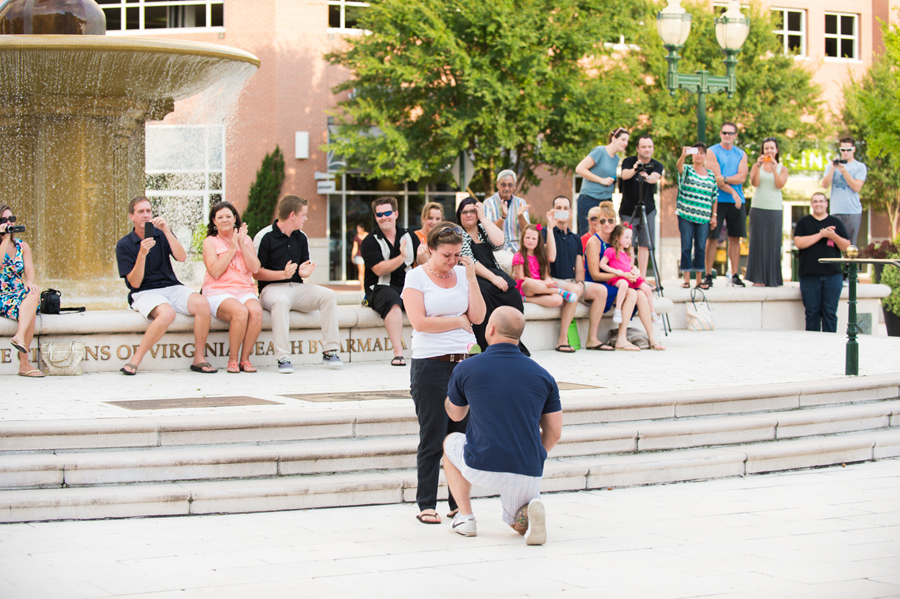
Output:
[39,289,85,314]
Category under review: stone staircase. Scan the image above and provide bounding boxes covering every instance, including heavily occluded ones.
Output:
[1,375,898,523]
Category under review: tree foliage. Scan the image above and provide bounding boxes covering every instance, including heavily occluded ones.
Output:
[243,145,285,237]
[325,0,640,194]
[619,0,825,179]
[840,28,900,236]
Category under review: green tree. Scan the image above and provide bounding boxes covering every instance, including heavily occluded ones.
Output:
[841,39,900,235]
[243,145,285,237]
[620,1,825,178]
[325,0,640,194]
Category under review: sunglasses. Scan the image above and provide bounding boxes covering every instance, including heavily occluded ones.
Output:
[375,210,394,218]
[839,148,854,152]
[437,225,464,237]
[0,215,16,225]
[721,131,737,136]
[589,217,614,224]
[459,209,477,216]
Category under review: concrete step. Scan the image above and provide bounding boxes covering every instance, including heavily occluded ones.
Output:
[2,429,898,523]
[2,375,897,453]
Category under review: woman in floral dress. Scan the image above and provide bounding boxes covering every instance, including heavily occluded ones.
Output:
[0,204,43,377]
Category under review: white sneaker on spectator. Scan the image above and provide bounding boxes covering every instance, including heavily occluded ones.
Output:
[612,309,623,324]
[277,358,294,374]
[449,513,477,537]
[524,499,546,545]
[322,351,343,368]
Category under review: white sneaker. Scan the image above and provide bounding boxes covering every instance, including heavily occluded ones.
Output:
[612,309,623,324]
[449,513,477,537]
[277,358,294,374]
[322,351,343,368]
[652,312,661,326]
[524,499,546,546]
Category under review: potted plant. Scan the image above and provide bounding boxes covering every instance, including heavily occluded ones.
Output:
[858,239,899,284]
[878,251,900,336]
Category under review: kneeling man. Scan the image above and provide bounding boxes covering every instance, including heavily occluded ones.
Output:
[443,306,562,545]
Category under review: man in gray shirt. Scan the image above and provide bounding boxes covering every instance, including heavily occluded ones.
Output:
[820,136,867,246]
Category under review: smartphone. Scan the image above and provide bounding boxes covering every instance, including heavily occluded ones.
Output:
[686,147,698,155]
[144,222,154,238]
[554,210,569,220]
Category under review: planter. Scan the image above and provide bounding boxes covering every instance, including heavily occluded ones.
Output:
[884,307,900,337]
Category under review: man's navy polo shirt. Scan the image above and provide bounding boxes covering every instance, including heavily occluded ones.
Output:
[448,343,561,477]
[256,220,311,293]
[115,229,181,303]
[542,225,582,280]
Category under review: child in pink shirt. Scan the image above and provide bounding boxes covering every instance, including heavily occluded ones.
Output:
[599,224,658,325]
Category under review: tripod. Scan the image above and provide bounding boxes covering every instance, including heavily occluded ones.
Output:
[629,173,670,336]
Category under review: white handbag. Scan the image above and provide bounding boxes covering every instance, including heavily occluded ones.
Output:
[40,342,86,376]
[686,288,715,331]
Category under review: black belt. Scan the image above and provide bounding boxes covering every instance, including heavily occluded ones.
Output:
[427,353,469,363]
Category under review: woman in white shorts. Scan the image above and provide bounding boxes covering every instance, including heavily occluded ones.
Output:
[202,202,262,373]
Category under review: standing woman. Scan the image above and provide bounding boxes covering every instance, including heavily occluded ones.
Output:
[456,197,527,354]
[402,222,485,525]
[675,143,718,289]
[350,223,368,290]
[0,204,43,377]
[746,138,789,287]
[574,127,630,236]
[415,202,444,246]
[202,201,262,373]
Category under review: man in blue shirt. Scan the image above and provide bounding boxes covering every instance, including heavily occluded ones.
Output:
[706,122,749,288]
[443,306,563,545]
[115,196,215,375]
[820,136,867,247]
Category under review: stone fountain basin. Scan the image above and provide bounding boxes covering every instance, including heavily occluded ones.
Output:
[0,35,260,102]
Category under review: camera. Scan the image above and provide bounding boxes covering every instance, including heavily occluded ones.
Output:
[0,215,24,234]
[833,159,848,165]
[633,162,650,174]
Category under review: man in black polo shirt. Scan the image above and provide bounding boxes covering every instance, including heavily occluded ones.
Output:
[619,135,664,279]
[115,196,215,375]
[361,196,427,366]
[253,195,342,373]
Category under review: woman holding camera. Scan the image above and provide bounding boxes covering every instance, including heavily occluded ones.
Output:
[0,204,43,377]
[746,137,789,287]
[202,201,262,373]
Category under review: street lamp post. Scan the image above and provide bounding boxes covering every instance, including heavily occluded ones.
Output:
[656,0,750,144]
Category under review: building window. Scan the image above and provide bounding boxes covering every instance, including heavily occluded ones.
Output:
[825,13,858,59]
[327,0,369,31]
[98,0,224,32]
[772,8,805,56]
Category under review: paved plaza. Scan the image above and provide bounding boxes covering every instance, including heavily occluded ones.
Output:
[1,328,899,598]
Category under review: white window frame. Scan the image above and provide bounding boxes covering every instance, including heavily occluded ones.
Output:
[824,12,859,61]
[100,0,224,34]
[327,0,370,33]
[771,8,806,57]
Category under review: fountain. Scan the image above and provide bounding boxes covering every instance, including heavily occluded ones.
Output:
[0,0,259,308]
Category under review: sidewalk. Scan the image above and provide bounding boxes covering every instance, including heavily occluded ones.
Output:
[3,329,900,422]
[0,459,897,598]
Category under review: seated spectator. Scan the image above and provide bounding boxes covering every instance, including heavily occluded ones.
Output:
[116,196,215,375]
[202,201,262,374]
[415,202,444,246]
[253,195,343,372]
[512,223,577,307]
[581,205,605,252]
[0,204,43,377]
[483,169,530,274]
[362,196,427,366]
[456,196,528,355]
[350,223,368,290]
[542,195,610,352]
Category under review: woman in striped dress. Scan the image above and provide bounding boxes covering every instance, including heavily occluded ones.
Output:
[676,143,719,289]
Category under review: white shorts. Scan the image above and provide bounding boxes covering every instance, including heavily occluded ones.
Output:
[130,285,196,319]
[205,291,259,318]
[444,432,542,525]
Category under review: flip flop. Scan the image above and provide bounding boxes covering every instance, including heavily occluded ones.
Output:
[615,342,641,352]
[586,344,614,351]
[189,362,218,374]
[18,369,45,378]
[10,339,27,354]
[240,361,257,373]
[416,509,441,524]
[391,356,406,367]
[555,344,576,353]
[447,508,460,518]
[650,344,666,351]
[120,363,138,376]
[226,362,240,374]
